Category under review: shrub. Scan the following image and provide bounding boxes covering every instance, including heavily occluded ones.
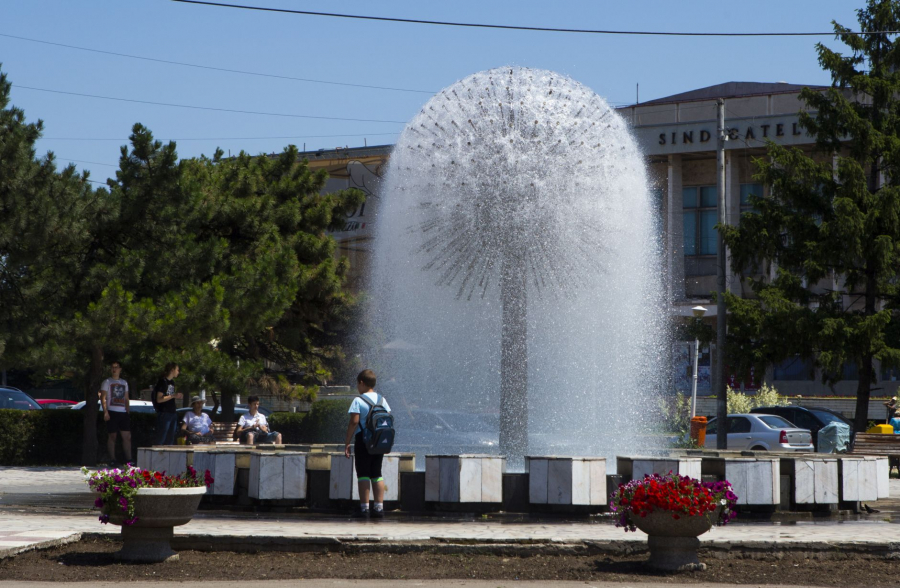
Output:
[268,412,306,443]
[295,399,353,443]
[727,383,789,414]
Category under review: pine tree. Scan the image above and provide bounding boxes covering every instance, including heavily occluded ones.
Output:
[723,0,900,431]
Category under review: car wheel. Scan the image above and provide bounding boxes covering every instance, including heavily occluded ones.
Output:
[750,446,767,451]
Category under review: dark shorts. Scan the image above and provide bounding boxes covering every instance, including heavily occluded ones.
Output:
[106,411,131,434]
[354,432,384,481]
[186,432,214,445]
[240,430,280,444]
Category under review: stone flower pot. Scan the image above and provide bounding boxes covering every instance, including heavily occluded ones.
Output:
[630,508,720,571]
[105,486,206,562]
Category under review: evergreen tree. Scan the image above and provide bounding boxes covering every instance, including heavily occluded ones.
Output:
[723,0,900,431]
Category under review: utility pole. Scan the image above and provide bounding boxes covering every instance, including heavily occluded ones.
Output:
[715,98,728,449]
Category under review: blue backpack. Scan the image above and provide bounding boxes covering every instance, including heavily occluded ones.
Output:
[359,394,395,454]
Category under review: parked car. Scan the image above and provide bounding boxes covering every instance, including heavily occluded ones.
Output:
[70,400,156,414]
[750,406,854,450]
[704,413,814,451]
[0,387,42,410]
[35,399,78,409]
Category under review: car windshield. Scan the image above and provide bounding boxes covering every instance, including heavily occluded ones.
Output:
[809,410,848,426]
[757,415,795,429]
[0,389,41,410]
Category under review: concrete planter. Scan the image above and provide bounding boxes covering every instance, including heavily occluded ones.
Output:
[631,509,718,571]
[105,486,206,562]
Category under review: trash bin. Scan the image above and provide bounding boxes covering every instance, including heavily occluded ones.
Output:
[690,416,707,447]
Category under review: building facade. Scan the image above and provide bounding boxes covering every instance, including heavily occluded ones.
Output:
[305,81,894,397]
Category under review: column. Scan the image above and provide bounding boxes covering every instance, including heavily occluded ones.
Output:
[667,154,685,301]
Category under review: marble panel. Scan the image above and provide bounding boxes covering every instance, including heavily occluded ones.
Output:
[481,457,503,503]
[724,459,751,505]
[547,459,573,505]
[528,459,548,504]
[682,458,702,481]
[876,457,890,498]
[793,459,815,504]
[282,453,307,500]
[136,448,152,470]
[588,459,607,506]
[167,451,188,477]
[814,459,838,504]
[439,457,461,503]
[841,458,861,501]
[459,458,483,502]
[382,455,400,501]
[571,459,590,505]
[746,460,778,505]
[425,456,440,502]
[329,453,354,500]
[149,450,167,474]
[250,453,284,500]
[858,459,878,502]
[205,452,236,496]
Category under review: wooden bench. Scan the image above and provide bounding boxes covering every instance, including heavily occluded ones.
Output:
[210,422,239,444]
[850,433,900,472]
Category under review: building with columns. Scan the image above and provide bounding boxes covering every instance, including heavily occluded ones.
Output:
[304,81,894,398]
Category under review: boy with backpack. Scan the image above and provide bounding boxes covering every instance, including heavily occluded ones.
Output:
[344,369,394,519]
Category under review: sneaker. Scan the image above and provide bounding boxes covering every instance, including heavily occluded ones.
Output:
[351,507,369,519]
[371,509,384,519]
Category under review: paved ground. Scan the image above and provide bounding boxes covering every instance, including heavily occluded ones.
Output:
[2,467,899,559]
[0,582,837,588]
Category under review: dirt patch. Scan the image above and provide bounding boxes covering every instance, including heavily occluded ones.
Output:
[1,536,898,586]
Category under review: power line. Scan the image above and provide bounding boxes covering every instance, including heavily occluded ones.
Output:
[42,132,401,141]
[14,85,407,124]
[0,32,434,95]
[170,0,900,37]
[57,157,118,167]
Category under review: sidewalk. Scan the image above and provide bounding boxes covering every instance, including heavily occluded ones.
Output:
[2,467,899,559]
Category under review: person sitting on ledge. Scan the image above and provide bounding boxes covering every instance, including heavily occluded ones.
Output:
[181,396,215,445]
[890,410,900,435]
[236,395,282,445]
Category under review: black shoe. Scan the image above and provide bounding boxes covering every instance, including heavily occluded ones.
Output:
[351,507,369,519]
[371,509,384,519]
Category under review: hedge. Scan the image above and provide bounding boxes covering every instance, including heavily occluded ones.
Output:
[0,398,353,466]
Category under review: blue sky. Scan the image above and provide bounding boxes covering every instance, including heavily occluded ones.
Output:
[3,0,861,182]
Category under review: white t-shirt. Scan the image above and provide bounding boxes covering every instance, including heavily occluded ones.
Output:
[239,411,268,430]
[101,378,129,413]
[183,411,212,434]
[348,391,391,434]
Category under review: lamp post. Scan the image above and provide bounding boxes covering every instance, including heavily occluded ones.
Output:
[690,306,708,418]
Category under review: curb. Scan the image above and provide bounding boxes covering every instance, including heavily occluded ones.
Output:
[75,533,900,559]
[0,533,83,561]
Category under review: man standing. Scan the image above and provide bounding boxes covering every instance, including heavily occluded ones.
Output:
[99,361,131,466]
[236,395,282,444]
[344,369,390,519]
[153,363,182,446]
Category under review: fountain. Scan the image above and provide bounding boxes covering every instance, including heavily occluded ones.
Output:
[372,67,665,465]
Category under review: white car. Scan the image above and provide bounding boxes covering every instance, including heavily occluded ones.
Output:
[70,400,156,414]
[704,413,814,451]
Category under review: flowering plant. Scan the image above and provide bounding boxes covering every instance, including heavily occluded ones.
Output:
[610,473,737,532]
[82,465,213,526]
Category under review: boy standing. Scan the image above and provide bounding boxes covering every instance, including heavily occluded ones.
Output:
[344,369,391,519]
[99,361,131,466]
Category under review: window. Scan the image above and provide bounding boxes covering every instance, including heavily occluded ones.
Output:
[683,186,718,256]
[758,415,794,429]
[773,356,815,381]
[727,416,752,433]
[706,418,718,435]
[789,410,819,431]
[740,183,763,210]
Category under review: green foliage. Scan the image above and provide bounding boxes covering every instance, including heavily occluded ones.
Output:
[0,410,157,466]
[267,411,306,443]
[727,383,789,414]
[722,1,900,431]
[0,65,364,459]
[658,392,692,436]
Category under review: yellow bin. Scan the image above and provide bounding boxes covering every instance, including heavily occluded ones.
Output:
[866,424,894,434]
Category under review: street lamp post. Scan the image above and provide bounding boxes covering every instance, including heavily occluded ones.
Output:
[690,306,708,418]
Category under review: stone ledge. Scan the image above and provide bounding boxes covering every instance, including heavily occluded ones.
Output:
[0,532,83,560]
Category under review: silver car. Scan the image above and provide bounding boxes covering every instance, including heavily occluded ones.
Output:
[704,413,814,451]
